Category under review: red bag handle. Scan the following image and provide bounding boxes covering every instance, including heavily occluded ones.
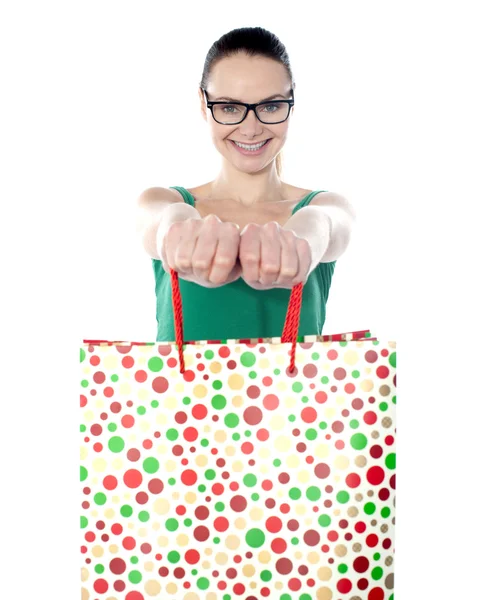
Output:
[170,267,303,375]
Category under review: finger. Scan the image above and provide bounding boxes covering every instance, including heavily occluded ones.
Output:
[274,229,299,287]
[174,218,202,275]
[164,221,184,272]
[208,222,240,284]
[191,214,221,280]
[259,221,281,286]
[239,223,261,284]
[291,237,312,285]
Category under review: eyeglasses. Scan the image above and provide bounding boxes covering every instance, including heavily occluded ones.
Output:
[202,88,294,125]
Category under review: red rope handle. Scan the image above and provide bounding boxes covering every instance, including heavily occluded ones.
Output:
[170,268,303,375]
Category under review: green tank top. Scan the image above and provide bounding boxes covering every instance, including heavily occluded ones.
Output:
[152,187,336,341]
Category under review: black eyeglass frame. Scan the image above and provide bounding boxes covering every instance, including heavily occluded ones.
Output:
[202,88,295,125]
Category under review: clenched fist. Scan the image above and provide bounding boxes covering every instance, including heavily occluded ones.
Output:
[239,221,312,290]
[157,213,242,287]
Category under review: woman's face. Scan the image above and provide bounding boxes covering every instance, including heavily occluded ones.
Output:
[199,53,294,174]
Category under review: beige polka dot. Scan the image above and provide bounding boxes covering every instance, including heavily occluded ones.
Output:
[144,579,162,596]
[193,384,207,398]
[355,455,367,467]
[228,373,244,389]
[371,430,380,439]
[317,566,333,581]
[379,384,391,397]
[381,524,389,533]
[386,572,395,589]
[382,416,393,428]
[352,542,362,552]
[334,544,347,557]
[347,506,359,517]
[385,556,394,567]
[81,589,89,600]
[355,493,363,501]
[316,586,333,599]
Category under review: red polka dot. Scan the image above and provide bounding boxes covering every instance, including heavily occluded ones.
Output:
[345,473,361,488]
[94,579,108,593]
[368,588,385,600]
[337,578,352,593]
[301,407,317,423]
[152,376,169,393]
[123,469,143,489]
[376,365,389,379]
[366,466,385,485]
[181,469,198,486]
[364,411,378,425]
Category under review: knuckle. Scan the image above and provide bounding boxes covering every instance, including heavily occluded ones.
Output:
[261,263,279,274]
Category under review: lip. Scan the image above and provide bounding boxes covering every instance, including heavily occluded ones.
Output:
[230,139,271,145]
[229,138,272,156]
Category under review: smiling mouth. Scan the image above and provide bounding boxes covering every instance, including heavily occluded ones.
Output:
[229,139,271,151]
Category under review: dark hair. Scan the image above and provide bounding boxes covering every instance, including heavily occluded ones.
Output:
[199,27,294,177]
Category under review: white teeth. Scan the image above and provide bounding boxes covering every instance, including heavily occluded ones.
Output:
[233,140,268,150]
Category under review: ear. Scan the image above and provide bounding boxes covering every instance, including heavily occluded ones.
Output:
[199,87,207,122]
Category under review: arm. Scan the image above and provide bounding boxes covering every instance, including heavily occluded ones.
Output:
[135,186,202,260]
[282,192,357,273]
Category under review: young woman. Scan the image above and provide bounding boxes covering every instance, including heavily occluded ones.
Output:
[136,27,356,342]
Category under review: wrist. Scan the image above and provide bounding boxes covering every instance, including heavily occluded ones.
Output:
[156,203,202,257]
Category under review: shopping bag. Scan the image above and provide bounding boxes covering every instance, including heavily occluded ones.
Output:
[80,269,396,600]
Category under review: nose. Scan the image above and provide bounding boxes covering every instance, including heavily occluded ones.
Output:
[238,108,264,137]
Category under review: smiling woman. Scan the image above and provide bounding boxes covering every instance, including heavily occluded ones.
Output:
[135,26,356,342]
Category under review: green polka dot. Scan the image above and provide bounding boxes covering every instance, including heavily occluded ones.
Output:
[205,469,216,481]
[138,511,149,522]
[261,570,272,582]
[166,428,179,441]
[80,466,88,482]
[108,436,125,453]
[306,486,321,501]
[372,566,383,580]
[80,516,88,528]
[350,433,368,450]
[305,428,318,440]
[120,505,133,517]
[167,550,180,563]
[385,453,396,469]
[224,413,239,428]
[364,502,376,515]
[143,457,159,474]
[389,352,396,368]
[240,352,256,367]
[338,563,348,573]
[204,349,214,359]
[292,382,303,393]
[336,490,350,504]
[80,348,86,363]
[197,577,209,590]
[381,506,391,518]
[379,402,388,411]
[94,492,106,506]
[166,518,179,531]
[289,487,301,500]
[349,419,359,429]
[246,528,265,548]
[128,570,142,584]
[212,394,226,410]
[243,473,257,487]
[95,564,104,574]
[212,380,222,390]
[148,356,163,372]
[318,514,331,527]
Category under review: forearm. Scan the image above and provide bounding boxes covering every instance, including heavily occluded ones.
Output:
[283,204,354,272]
[136,191,201,260]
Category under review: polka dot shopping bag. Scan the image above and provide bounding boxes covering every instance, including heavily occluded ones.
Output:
[80,270,396,600]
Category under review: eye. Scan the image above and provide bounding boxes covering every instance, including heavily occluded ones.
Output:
[220,103,242,114]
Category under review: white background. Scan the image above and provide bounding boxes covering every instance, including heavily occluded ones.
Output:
[1,0,497,598]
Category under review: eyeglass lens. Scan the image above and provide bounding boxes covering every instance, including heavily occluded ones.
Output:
[212,101,290,124]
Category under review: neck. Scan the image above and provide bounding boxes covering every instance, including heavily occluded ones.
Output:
[208,160,285,206]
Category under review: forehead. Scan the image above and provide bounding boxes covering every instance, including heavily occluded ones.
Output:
[208,54,290,102]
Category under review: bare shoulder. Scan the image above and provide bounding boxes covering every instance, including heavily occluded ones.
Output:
[137,186,184,204]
